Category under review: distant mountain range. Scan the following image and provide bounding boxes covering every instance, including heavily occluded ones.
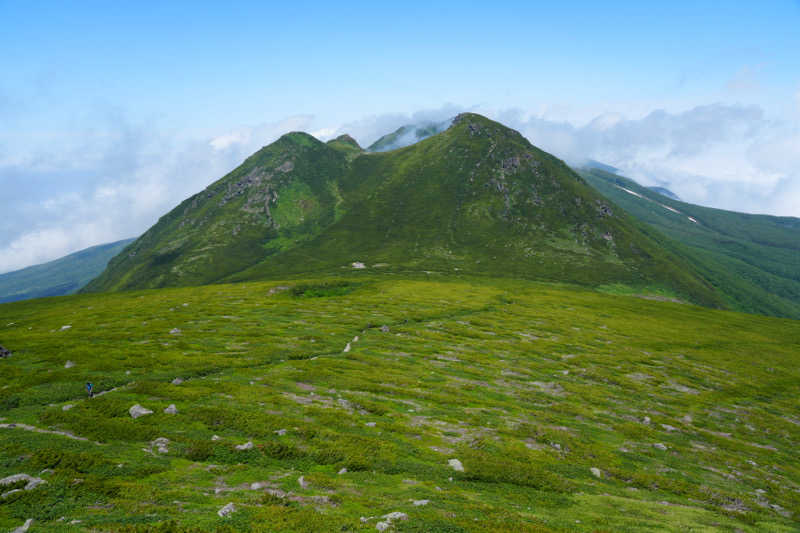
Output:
[0,238,134,303]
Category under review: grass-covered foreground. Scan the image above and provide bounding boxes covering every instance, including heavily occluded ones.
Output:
[0,275,798,532]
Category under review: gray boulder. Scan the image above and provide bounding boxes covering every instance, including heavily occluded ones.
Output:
[217,502,236,517]
[11,518,33,533]
[129,404,153,419]
[164,404,178,415]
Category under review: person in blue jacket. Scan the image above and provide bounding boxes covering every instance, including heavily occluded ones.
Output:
[86,382,94,398]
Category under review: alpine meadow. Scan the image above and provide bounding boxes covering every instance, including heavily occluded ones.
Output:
[2,3,800,532]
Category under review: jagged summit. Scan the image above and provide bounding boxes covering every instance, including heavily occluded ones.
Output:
[84,114,721,307]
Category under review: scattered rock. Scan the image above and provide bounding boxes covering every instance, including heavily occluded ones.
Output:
[642,416,651,425]
[0,345,11,358]
[129,404,153,419]
[298,476,309,489]
[11,519,33,533]
[164,404,178,415]
[217,502,236,517]
[376,511,408,531]
[60,325,72,331]
[62,404,74,411]
[448,459,464,472]
[64,360,75,369]
[352,262,366,269]
[235,441,254,451]
[661,424,678,432]
[653,443,668,451]
[380,325,390,333]
[274,429,287,436]
[343,343,351,353]
[171,377,184,385]
[268,285,290,295]
[590,467,602,478]
[211,435,221,441]
[413,499,430,506]
[682,414,693,424]
[150,437,169,454]
[338,468,348,475]
[365,422,376,427]
[169,328,181,335]
[1,474,46,498]
[667,382,699,394]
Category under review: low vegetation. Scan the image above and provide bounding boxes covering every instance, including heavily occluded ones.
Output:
[1,274,798,531]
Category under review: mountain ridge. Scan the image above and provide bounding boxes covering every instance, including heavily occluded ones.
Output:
[84,113,722,309]
[578,166,800,318]
[0,238,134,303]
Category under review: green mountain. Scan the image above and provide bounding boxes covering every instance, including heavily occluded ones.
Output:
[0,238,134,303]
[578,167,800,318]
[84,114,722,307]
[2,275,799,531]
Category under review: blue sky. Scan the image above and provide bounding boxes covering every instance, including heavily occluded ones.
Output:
[1,1,800,272]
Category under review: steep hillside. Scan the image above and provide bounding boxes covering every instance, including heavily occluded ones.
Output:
[579,167,800,319]
[0,239,134,303]
[1,276,798,531]
[231,114,722,306]
[84,133,352,292]
[87,114,722,307]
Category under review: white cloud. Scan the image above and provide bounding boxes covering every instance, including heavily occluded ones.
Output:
[210,131,250,151]
[310,127,337,140]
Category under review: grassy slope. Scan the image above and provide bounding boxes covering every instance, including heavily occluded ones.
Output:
[0,239,134,304]
[578,168,800,319]
[230,114,722,308]
[0,276,798,532]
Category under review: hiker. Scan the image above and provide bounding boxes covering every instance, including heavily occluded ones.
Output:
[86,382,94,398]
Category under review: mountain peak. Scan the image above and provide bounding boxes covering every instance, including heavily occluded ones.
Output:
[331,134,360,148]
[276,131,321,147]
[327,134,362,154]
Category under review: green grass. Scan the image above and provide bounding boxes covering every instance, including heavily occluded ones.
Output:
[1,274,798,531]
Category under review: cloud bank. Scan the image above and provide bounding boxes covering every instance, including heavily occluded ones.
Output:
[1,103,797,274]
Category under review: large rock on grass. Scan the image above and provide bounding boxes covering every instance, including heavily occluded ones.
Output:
[129,404,153,419]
